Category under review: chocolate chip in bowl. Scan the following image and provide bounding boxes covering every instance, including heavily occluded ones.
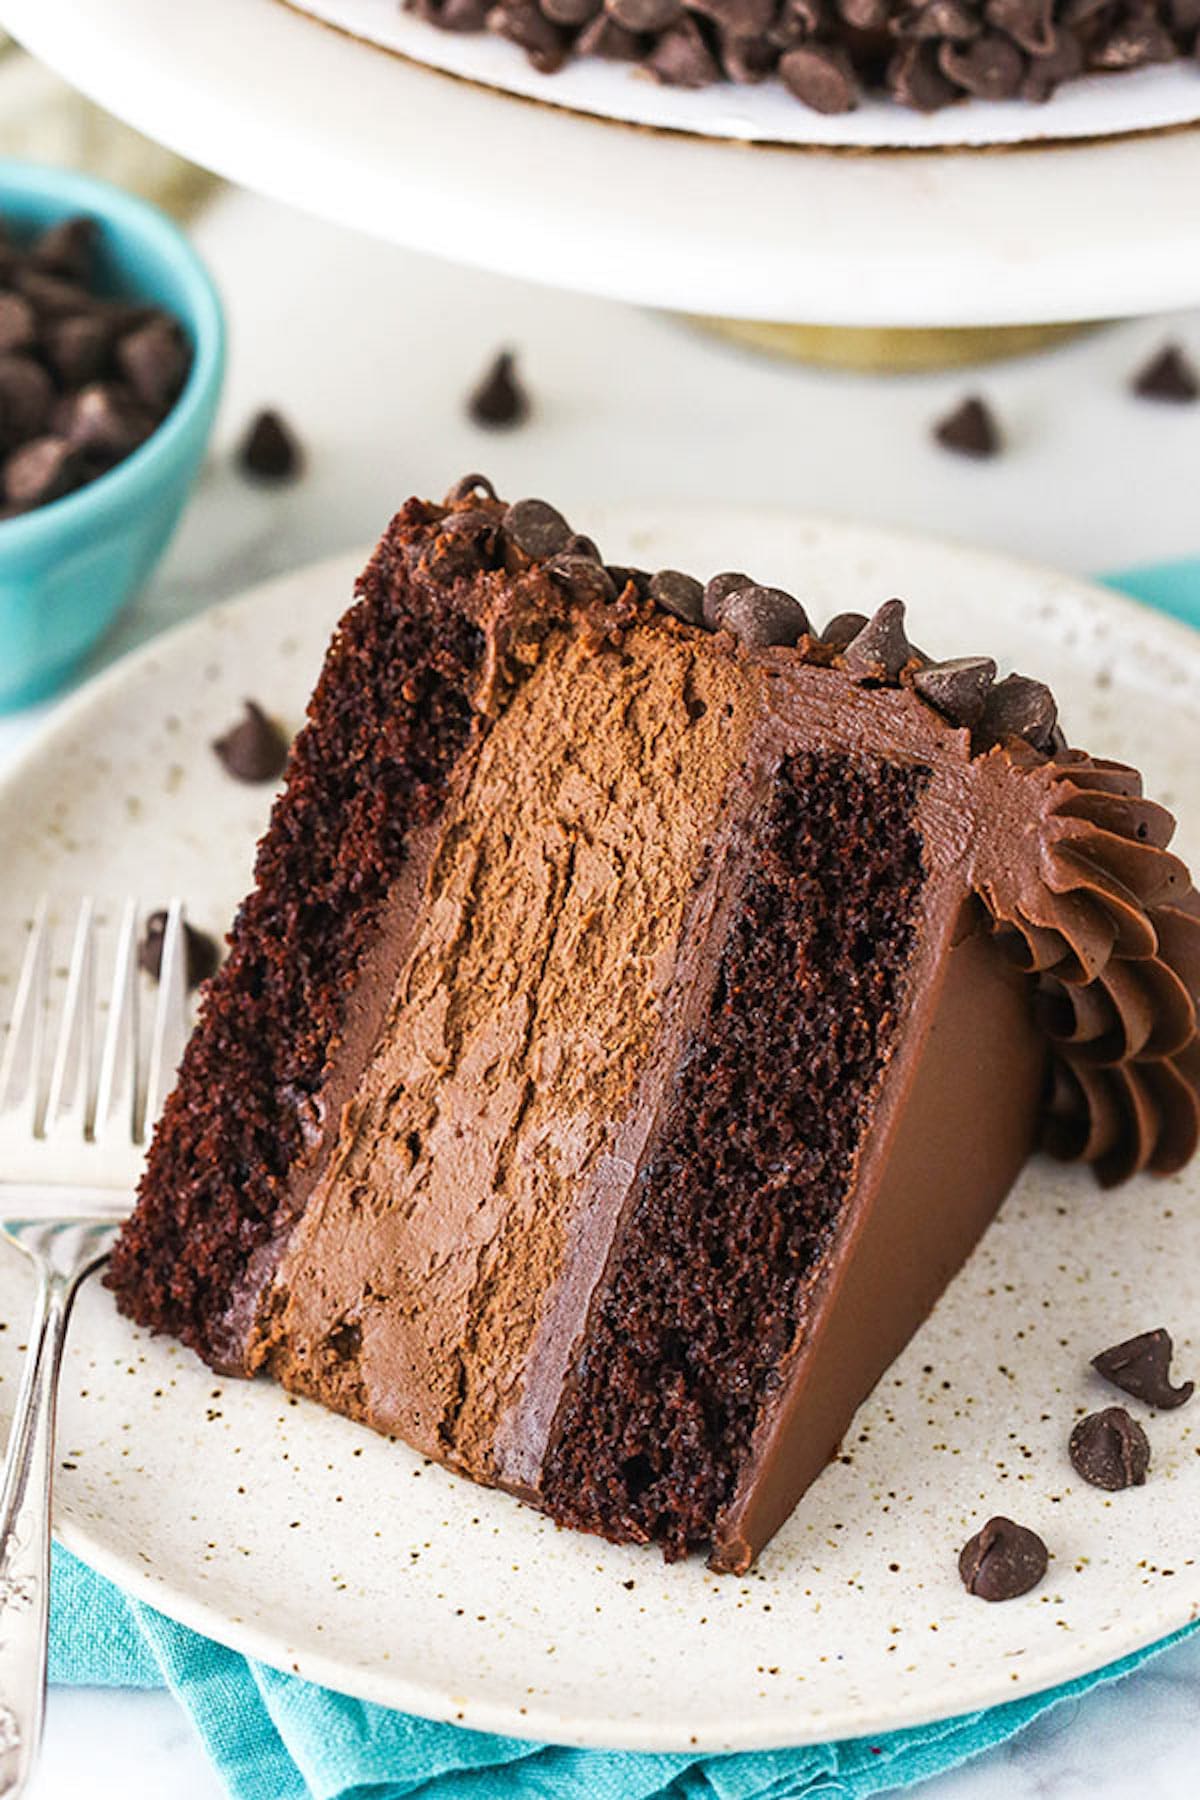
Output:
[0,162,224,712]
[0,214,192,517]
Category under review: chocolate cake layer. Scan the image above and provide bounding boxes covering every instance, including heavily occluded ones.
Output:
[409,0,1200,117]
[110,481,1200,1572]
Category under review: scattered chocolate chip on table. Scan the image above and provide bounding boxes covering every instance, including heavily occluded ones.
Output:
[239,407,304,480]
[138,910,220,990]
[212,700,291,784]
[467,349,530,430]
[934,395,1002,460]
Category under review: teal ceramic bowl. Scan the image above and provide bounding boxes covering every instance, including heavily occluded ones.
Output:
[0,163,225,712]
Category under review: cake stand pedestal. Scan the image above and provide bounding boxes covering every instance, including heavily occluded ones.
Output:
[685,318,1110,373]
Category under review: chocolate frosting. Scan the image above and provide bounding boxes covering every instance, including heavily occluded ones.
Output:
[422,481,1200,1198]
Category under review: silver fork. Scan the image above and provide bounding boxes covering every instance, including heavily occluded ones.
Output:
[0,899,191,1800]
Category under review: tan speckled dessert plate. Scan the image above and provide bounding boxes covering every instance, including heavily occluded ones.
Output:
[1,510,1199,1750]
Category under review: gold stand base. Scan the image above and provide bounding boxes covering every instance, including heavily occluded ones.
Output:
[685,317,1107,374]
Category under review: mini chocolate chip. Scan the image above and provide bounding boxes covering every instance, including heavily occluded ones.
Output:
[1069,1407,1150,1491]
[721,584,810,649]
[3,435,82,507]
[1021,31,1083,100]
[576,13,644,54]
[212,700,290,784]
[1093,18,1175,69]
[720,32,776,83]
[648,15,722,85]
[958,1516,1048,1601]
[649,569,705,626]
[887,40,959,108]
[0,354,55,449]
[503,497,571,558]
[820,611,869,651]
[487,0,569,71]
[30,215,98,282]
[543,0,600,18]
[0,292,35,355]
[938,32,1026,99]
[239,409,303,481]
[564,532,602,560]
[841,599,913,683]
[1092,1328,1194,1410]
[467,349,530,430]
[606,0,683,27]
[445,472,498,504]
[912,656,997,729]
[14,267,93,319]
[1132,343,1199,405]
[43,313,115,389]
[703,570,753,630]
[978,672,1058,752]
[606,564,649,598]
[779,44,859,112]
[116,314,190,410]
[56,382,155,459]
[898,0,982,37]
[139,910,219,990]
[934,395,1001,459]
[985,0,1054,53]
[692,0,776,30]
[547,554,617,604]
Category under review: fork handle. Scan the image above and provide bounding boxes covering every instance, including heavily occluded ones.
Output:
[0,1260,93,1799]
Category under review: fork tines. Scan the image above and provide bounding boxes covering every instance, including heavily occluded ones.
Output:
[0,898,191,1149]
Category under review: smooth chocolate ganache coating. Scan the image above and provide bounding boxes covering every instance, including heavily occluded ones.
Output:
[407,0,1200,116]
[108,479,1200,1573]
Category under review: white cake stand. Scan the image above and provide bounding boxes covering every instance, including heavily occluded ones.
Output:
[4,0,1200,331]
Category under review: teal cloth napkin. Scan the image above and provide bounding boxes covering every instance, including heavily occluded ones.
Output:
[46,559,1200,1800]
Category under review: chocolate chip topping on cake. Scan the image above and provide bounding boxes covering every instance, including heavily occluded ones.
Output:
[408,0,1200,112]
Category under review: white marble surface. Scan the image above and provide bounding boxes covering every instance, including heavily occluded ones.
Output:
[4,180,1200,1799]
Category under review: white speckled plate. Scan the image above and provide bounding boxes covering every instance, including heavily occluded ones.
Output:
[2,510,1199,1751]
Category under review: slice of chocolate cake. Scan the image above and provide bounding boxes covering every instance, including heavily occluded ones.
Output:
[108,480,1200,1573]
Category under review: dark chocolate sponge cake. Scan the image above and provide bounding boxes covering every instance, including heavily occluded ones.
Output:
[409,0,1200,116]
[109,480,1200,1573]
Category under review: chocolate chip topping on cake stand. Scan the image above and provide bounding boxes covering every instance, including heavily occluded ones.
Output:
[409,0,1200,116]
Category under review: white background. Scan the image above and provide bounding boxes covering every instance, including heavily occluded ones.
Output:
[5,180,1200,1798]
